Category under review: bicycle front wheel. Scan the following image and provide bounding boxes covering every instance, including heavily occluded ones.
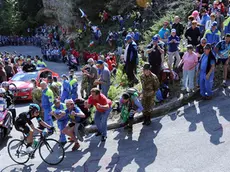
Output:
[7,139,30,164]
[39,139,65,165]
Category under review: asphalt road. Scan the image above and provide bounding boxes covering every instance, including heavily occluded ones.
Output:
[1,46,230,172]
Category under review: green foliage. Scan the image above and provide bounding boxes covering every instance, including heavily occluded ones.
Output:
[0,0,43,35]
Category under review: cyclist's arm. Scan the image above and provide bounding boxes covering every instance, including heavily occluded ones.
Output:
[36,117,52,130]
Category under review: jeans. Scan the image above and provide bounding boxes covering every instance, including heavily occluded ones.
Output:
[94,108,112,137]
[200,72,214,97]
[101,85,110,97]
[58,119,68,142]
[168,51,181,69]
[183,69,195,89]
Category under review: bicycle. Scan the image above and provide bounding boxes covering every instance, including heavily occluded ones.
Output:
[7,131,65,165]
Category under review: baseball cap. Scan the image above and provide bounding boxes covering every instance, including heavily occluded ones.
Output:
[125,35,132,41]
[152,36,159,42]
[212,21,217,27]
[171,29,176,33]
[96,60,104,65]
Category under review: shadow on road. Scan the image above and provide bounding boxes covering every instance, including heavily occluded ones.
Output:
[109,118,162,172]
[0,164,34,172]
[181,91,226,145]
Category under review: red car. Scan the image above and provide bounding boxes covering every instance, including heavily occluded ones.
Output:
[8,68,59,101]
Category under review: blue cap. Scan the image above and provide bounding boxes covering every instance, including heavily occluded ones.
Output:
[152,36,159,42]
[212,21,217,27]
[96,60,104,65]
[125,35,132,41]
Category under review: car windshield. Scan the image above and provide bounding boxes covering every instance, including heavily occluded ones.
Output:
[11,72,38,81]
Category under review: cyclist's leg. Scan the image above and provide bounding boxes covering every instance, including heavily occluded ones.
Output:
[15,121,33,147]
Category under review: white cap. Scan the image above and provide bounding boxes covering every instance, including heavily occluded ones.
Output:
[87,58,94,63]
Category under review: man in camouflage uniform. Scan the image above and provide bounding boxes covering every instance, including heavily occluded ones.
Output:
[47,75,60,98]
[31,79,43,117]
[140,63,160,126]
[81,65,90,98]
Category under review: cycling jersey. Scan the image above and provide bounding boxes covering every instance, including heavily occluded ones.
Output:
[16,112,41,126]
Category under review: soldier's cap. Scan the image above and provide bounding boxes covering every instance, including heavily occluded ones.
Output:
[143,63,151,70]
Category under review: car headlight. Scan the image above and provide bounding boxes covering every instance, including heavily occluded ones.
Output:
[21,88,30,92]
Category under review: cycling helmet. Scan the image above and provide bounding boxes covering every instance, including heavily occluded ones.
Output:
[1,81,9,88]
[29,103,40,112]
[0,88,6,94]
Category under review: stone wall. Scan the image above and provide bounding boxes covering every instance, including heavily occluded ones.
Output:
[42,0,80,29]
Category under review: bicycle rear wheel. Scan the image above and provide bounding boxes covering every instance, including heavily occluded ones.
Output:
[39,139,65,165]
[7,139,30,164]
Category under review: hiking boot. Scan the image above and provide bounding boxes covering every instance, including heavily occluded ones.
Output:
[101,136,107,142]
[72,142,80,151]
[95,132,101,137]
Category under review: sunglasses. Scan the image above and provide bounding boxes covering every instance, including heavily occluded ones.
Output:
[201,42,206,44]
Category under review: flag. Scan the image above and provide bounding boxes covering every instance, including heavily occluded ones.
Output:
[79,8,86,18]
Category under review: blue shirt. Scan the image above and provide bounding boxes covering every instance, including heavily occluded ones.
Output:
[215,40,230,59]
[158,28,170,39]
[65,106,83,123]
[100,66,111,86]
[200,14,210,33]
[168,35,180,52]
[200,54,215,73]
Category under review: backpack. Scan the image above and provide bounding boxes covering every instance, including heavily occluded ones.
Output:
[155,84,170,103]
[120,88,139,123]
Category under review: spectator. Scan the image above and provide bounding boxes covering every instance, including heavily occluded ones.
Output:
[215,33,230,87]
[203,21,221,45]
[178,45,198,92]
[158,21,170,43]
[4,60,14,80]
[196,38,207,58]
[198,44,215,100]
[205,13,216,30]
[124,35,139,87]
[60,74,71,103]
[50,99,68,146]
[167,29,181,70]
[62,99,86,151]
[216,9,225,35]
[172,16,184,38]
[200,8,210,35]
[192,10,201,24]
[95,27,102,44]
[140,63,159,126]
[147,35,164,78]
[94,60,111,97]
[185,20,201,47]
[69,74,78,100]
[47,75,60,98]
[224,15,230,35]
[0,62,7,83]
[22,58,36,72]
[86,88,112,142]
[187,15,195,28]
[133,29,140,44]
[40,81,54,131]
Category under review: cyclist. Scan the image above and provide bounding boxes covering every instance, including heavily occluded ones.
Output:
[14,104,55,153]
